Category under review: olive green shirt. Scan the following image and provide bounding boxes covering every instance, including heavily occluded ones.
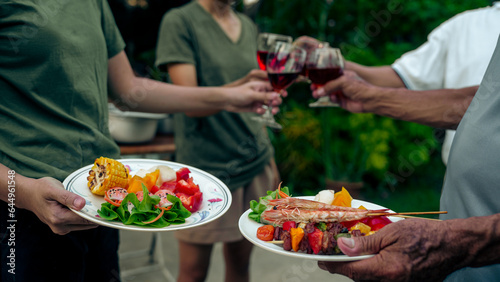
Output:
[155,2,273,191]
[0,0,125,181]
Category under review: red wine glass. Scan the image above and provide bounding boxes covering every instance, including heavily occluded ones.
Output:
[307,47,344,107]
[257,33,293,71]
[252,42,306,130]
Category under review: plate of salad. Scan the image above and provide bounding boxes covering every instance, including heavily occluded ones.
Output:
[63,158,231,231]
[238,187,401,261]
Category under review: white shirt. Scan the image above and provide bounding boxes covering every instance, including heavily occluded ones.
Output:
[392,2,500,165]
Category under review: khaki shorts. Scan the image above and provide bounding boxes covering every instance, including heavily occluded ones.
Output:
[175,162,274,244]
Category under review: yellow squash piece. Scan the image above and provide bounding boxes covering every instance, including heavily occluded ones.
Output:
[331,187,353,207]
[290,227,305,252]
[350,222,371,235]
[87,157,129,195]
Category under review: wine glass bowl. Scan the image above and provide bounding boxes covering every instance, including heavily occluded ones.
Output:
[266,43,306,92]
[252,42,306,130]
[308,47,344,107]
[257,33,293,71]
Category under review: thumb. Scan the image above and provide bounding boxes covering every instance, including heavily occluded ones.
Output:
[49,185,86,211]
[337,235,380,256]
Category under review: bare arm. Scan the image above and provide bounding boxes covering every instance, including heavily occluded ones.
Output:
[167,63,269,117]
[167,63,218,117]
[344,61,406,88]
[0,163,97,235]
[318,214,500,281]
[107,51,279,114]
[312,70,477,129]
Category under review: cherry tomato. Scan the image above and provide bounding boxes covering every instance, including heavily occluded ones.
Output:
[256,225,275,241]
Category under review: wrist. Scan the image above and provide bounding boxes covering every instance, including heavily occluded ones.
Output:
[364,87,407,119]
[446,214,500,268]
[13,174,37,211]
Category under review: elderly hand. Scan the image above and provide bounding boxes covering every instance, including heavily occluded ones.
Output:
[311,70,380,113]
[317,218,472,282]
[20,177,97,235]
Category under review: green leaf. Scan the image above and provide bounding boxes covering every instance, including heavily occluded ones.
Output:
[248,187,291,223]
[97,185,191,228]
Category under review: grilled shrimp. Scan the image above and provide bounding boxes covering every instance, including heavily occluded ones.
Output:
[267,197,364,212]
[261,209,374,225]
[261,197,388,225]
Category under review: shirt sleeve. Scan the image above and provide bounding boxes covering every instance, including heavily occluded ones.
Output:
[155,9,197,70]
[101,0,126,58]
[391,19,453,91]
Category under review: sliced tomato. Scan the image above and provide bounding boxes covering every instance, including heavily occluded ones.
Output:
[177,191,203,212]
[159,180,177,193]
[175,177,200,195]
[149,185,160,195]
[176,167,191,181]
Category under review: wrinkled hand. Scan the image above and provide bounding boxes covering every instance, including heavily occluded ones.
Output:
[225,80,283,114]
[23,177,97,235]
[318,218,465,282]
[312,70,378,113]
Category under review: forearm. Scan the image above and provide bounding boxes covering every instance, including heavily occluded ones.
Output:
[0,163,36,210]
[345,61,405,88]
[364,86,477,129]
[109,76,230,114]
[444,214,500,269]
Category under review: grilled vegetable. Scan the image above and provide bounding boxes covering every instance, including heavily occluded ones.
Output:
[87,157,129,195]
[290,227,305,252]
[257,225,275,241]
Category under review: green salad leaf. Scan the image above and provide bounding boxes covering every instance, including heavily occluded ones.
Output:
[248,186,290,223]
[97,185,191,228]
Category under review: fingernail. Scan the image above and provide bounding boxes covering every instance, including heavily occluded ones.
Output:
[73,197,85,209]
[342,237,355,249]
[316,88,325,96]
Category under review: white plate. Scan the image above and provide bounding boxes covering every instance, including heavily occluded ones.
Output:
[238,196,401,261]
[63,159,231,231]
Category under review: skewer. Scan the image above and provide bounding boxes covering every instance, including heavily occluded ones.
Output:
[267,240,284,244]
[264,212,447,245]
[367,211,447,217]
[391,215,442,221]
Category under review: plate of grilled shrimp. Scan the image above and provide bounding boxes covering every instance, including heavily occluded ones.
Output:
[239,196,402,261]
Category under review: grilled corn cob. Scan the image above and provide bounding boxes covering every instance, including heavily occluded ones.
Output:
[87,157,129,195]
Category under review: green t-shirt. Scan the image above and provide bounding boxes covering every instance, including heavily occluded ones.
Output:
[0,0,125,181]
[155,2,273,191]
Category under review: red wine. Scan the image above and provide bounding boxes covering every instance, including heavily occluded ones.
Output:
[308,67,343,86]
[300,65,308,77]
[257,50,268,70]
[268,72,300,91]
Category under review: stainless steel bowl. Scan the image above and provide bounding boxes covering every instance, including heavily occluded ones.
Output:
[108,103,167,144]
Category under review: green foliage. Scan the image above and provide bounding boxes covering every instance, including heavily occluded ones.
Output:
[255,0,490,198]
